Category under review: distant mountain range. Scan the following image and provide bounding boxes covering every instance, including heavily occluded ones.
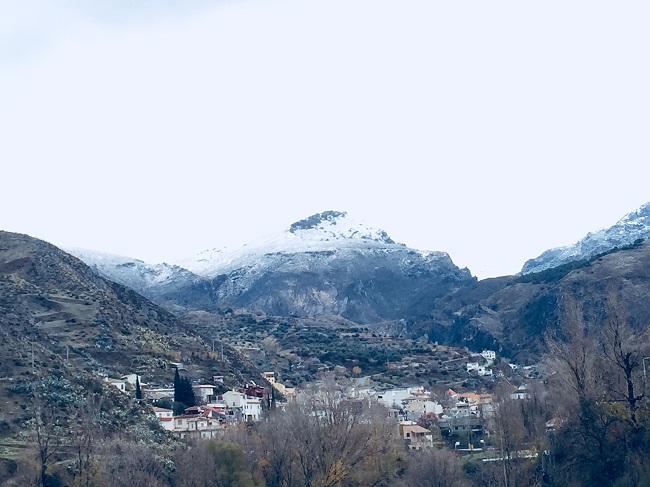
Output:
[71,211,475,323]
[522,202,650,274]
[67,247,201,300]
[63,202,650,360]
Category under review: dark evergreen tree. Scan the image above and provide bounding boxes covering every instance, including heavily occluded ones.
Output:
[135,376,142,400]
[173,368,196,407]
[180,377,196,407]
[173,367,181,403]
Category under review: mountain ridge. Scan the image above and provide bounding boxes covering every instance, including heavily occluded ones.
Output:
[522,202,650,274]
[70,211,474,323]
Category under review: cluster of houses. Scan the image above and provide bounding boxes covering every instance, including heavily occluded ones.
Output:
[156,386,267,439]
[103,371,270,440]
[344,367,532,452]
[101,349,536,449]
[152,388,265,439]
[361,386,491,450]
[465,349,496,377]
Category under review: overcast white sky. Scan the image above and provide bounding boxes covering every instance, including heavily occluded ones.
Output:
[1,0,649,278]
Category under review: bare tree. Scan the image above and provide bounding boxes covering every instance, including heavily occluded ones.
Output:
[28,391,65,487]
[174,440,258,487]
[292,389,397,487]
[68,394,104,487]
[252,411,297,487]
[544,294,650,485]
[93,440,171,487]
[600,298,647,425]
[240,383,399,487]
[490,386,527,487]
[400,449,469,487]
[545,296,601,403]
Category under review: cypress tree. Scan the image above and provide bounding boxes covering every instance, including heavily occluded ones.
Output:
[135,376,142,400]
[173,368,196,407]
[181,377,197,407]
[174,367,181,403]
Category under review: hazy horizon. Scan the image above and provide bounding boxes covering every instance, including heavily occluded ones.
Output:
[2,0,650,277]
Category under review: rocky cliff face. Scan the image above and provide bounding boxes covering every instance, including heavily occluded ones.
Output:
[522,202,650,274]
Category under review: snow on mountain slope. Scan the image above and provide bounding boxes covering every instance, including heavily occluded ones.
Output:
[164,211,474,323]
[68,211,474,323]
[67,247,198,297]
[177,210,431,277]
[522,202,650,274]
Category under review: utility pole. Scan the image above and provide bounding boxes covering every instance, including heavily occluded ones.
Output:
[221,343,224,361]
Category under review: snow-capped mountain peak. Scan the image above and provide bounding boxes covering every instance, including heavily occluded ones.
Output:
[177,211,404,277]
[68,212,473,324]
[288,210,395,244]
[521,201,650,274]
[617,202,650,228]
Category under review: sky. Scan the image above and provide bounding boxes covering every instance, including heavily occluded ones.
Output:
[1,0,649,278]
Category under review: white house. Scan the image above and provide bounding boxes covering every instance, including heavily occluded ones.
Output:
[477,366,493,377]
[173,415,223,439]
[510,385,531,400]
[193,384,216,404]
[375,387,430,410]
[467,363,492,377]
[480,350,496,363]
[222,390,262,421]
[153,407,174,431]
[466,362,480,373]
[242,397,262,421]
[404,399,443,418]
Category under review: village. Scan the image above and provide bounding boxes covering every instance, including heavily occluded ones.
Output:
[103,348,542,458]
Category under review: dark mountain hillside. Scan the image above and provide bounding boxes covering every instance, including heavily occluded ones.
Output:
[522,201,650,274]
[416,239,650,361]
[0,231,261,443]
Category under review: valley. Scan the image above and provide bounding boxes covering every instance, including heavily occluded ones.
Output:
[2,203,650,486]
